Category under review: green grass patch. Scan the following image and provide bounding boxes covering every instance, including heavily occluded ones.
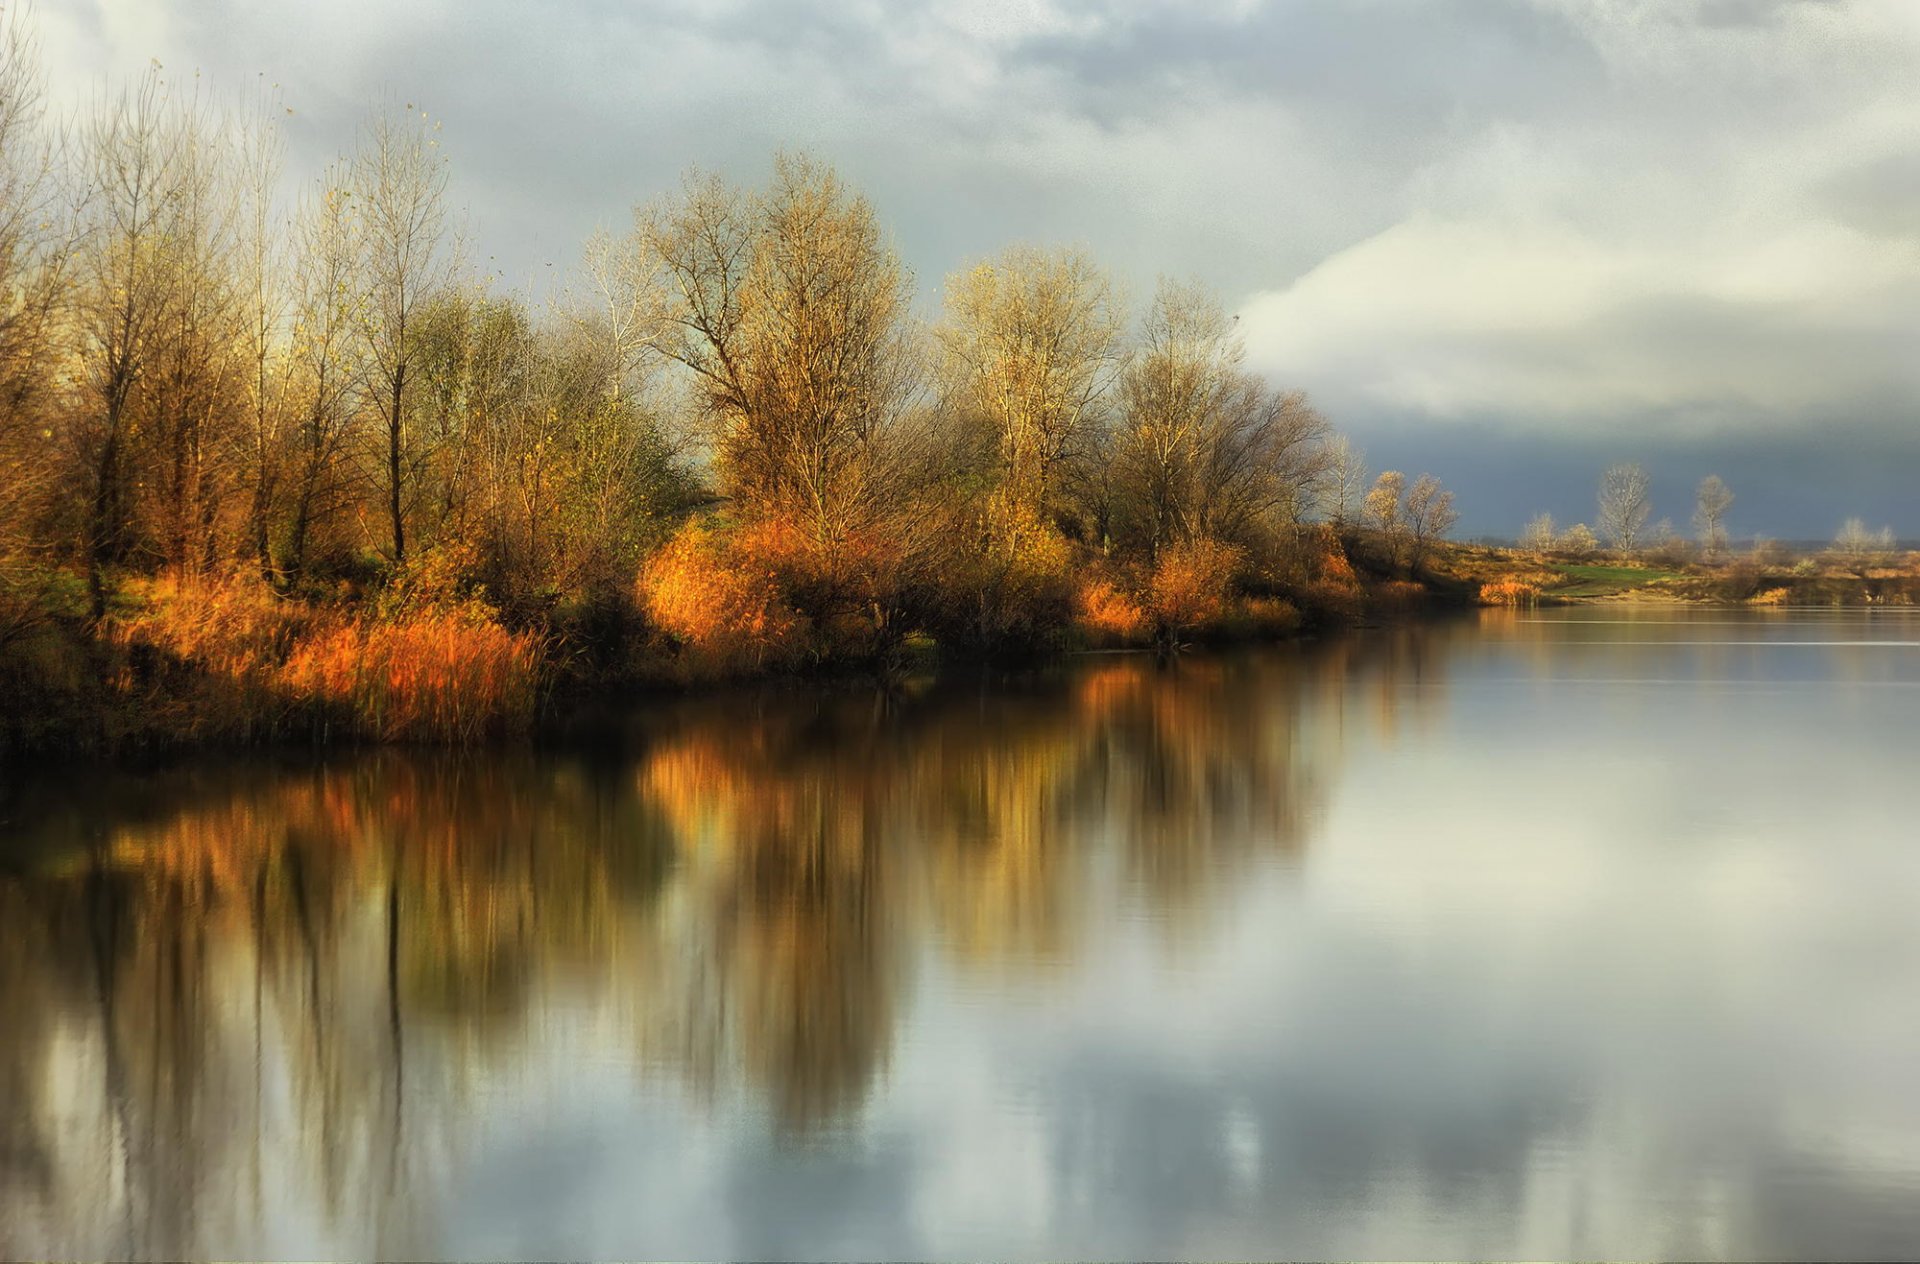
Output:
[1545,563,1687,597]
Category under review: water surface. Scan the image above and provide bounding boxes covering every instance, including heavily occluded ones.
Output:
[2,607,1917,1259]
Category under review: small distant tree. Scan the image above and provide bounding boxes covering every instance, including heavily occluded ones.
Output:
[1832,517,1894,577]
[1558,523,1599,558]
[1402,473,1457,568]
[1364,470,1406,561]
[1692,474,1733,559]
[1521,512,1556,554]
[1323,435,1369,532]
[1597,462,1652,554]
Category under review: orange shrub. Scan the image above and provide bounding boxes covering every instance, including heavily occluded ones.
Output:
[1748,586,1791,606]
[640,522,805,679]
[1074,575,1150,647]
[1479,579,1540,607]
[1146,537,1242,638]
[280,607,542,742]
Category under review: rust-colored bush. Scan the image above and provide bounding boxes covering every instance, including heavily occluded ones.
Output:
[1146,537,1242,639]
[1074,574,1150,648]
[640,521,806,679]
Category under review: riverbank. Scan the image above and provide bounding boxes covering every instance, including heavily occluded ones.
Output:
[1439,542,1920,609]
[0,526,1464,761]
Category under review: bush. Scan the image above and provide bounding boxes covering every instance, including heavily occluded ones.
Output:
[924,500,1078,656]
[639,521,806,680]
[1073,573,1150,648]
[1146,537,1242,642]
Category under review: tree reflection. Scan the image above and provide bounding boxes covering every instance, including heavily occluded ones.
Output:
[0,635,1453,1257]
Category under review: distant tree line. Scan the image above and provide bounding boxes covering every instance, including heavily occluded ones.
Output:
[1519,461,1897,570]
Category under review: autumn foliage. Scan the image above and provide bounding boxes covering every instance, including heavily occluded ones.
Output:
[1479,579,1540,607]
[1145,538,1243,641]
[280,609,541,741]
[640,521,806,680]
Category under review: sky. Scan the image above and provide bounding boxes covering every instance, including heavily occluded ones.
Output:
[31,0,1920,538]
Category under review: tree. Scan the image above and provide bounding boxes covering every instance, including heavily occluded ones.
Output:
[1521,512,1556,554]
[1403,473,1457,568]
[354,105,457,565]
[0,2,66,580]
[1558,522,1599,557]
[283,168,367,580]
[1323,435,1368,532]
[236,92,294,578]
[70,70,189,613]
[645,154,927,555]
[1364,470,1404,538]
[1832,517,1893,576]
[938,244,1124,522]
[137,91,245,579]
[1692,474,1733,559]
[1110,278,1330,557]
[1597,461,1651,554]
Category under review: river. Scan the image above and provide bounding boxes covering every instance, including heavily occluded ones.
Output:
[2,607,1917,1259]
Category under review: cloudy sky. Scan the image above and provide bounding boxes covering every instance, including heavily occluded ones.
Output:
[34,0,1920,536]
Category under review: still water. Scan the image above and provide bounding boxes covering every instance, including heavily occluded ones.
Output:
[2,607,1917,1260]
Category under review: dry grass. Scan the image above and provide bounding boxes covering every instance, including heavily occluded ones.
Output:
[1479,578,1541,607]
[88,573,543,746]
[281,609,542,742]
[1370,579,1428,612]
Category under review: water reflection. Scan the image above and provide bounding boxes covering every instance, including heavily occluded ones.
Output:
[3,612,1919,1259]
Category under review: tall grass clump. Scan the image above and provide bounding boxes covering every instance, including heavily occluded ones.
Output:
[281,605,542,742]
[1479,579,1540,607]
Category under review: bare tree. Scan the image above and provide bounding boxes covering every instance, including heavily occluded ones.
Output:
[1832,517,1894,577]
[0,2,66,576]
[1596,461,1651,554]
[1363,470,1404,533]
[1322,434,1368,532]
[938,244,1124,522]
[1558,522,1599,557]
[1521,512,1556,554]
[138,89,245,579]
[644,154,927,554]
[574,223,684,429]
[1403,472,1457,568]
[1110,278,1330,556]
[1692,474,1733,559]
[354,105,457,565]
[235,90,294,578]
[71,70,188,614]
[284,167,367,579]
